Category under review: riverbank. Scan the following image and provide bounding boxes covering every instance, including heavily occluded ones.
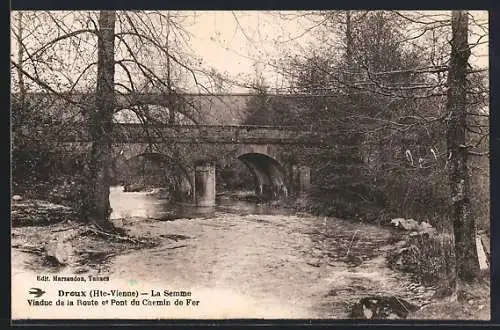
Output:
[409,278,490,320]
[11,219,161,274]
[11,195,490,320]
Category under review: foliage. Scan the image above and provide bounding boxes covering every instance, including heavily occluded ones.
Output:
[243,11,489,236]
[11,96,82,186]
[11,10,235,225]
[388,233,456,287]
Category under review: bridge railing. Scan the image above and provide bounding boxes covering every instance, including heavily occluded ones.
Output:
[22,123,331,145]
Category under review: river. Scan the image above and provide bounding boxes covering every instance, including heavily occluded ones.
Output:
[11,186,436,319]
[106,186,435,318]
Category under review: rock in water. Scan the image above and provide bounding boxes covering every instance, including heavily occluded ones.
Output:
[394,240,407,248]
[124,184,147,192]
[419,221,433,230]
[390,218,405,228]
[45,240,73,266]
[390,218,421,231]
[401,219,420,231]
[350,296,419,319]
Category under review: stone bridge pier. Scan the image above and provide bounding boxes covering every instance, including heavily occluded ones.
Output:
[194,164,217,207]
[189,162,311,207]
[292,165,311,195]
[51,140,314,207]
[111,143,313,207]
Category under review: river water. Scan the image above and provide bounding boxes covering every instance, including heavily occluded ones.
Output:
[105,186,435,318]
[11,186,436,319]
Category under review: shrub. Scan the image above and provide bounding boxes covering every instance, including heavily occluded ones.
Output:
[389,232,456,287]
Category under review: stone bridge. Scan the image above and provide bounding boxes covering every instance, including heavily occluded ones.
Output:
[48,123,328,206]
[17,91,334,206]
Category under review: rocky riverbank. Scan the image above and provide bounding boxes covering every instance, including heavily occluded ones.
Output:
[12,198,77,227]
[10,194,490,320]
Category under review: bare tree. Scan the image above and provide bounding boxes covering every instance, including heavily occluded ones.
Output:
[15,12,26,106]
[446,10,480,281]
[10,10,227,230]
[250,10,487,286]
[80,11,116,228]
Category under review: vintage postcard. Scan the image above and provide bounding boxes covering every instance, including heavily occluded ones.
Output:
[10,10,490,321]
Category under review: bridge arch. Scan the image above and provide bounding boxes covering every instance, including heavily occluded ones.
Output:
[237,152,288,199]
[113,106,198,125]
[117,151,193,201]
[113,90,202,125]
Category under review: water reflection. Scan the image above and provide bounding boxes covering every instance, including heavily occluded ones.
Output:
[109,186,294,221]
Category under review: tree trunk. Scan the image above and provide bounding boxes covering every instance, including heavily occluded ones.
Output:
[81,11,116,230]
[345,11,353,72]
[167,39,176,124]
[446,10,479,281]
[165,12,176,125]
[17,11,26,107]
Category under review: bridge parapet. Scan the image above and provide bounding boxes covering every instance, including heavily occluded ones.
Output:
[45,124,328,145]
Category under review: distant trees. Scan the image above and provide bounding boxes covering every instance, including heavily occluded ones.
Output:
[264,10,487,282]
[11,10,488,281]
[275,12,434,219]
[243,64,295,126]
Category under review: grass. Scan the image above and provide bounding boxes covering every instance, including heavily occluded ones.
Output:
[407,232,456,286]
[388,229,491,320]
[388,231,456,287]
[409,278,490,320]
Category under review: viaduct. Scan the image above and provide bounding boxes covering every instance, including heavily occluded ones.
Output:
[16,92,335,206]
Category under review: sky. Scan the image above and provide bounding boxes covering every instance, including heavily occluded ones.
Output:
[190,11,488,90]
[10,10,489,94]
[185,10,489,92]
[173,11,325,92]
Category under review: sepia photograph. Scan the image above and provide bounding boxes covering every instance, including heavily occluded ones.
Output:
[10,10,490,320]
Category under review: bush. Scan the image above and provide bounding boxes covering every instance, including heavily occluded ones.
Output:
[388,233,456,286]
[11,97,85,189]
[300,186,390,223]
[381,168,452,229]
